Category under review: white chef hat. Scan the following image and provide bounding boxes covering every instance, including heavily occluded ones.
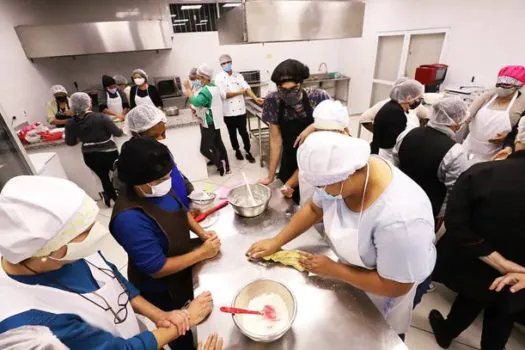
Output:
[126,104,167,133]
[313,100,349,131]
[298,132,370,186]
[0,176,99,264]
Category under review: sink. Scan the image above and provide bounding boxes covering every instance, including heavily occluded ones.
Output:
[307,73,331,81]
[306,72,343,81]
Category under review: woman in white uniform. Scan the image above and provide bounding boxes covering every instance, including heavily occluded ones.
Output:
[247,132,436,338]
[460,65,525,163]
[129,69,164,110]
[0,175,216,349]
[98,75,129,121]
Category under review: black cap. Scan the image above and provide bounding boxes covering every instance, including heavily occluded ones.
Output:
[118,137,173,185]
[271,59,310,85]
[102,75,116,88]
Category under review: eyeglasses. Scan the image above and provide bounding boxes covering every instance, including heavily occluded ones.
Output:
[86,264,130,324]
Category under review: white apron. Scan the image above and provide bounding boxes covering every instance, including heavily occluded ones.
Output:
[106,91,123,114]
[378,111,419,165]
[0,253,141,339]
[322,166,416,334]
[200,85,225,130]
[406,109,420,130]
[463,92,518,163]
[134,88,155,107]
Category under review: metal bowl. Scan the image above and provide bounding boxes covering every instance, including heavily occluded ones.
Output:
[189,192,216,206]
[232,279,297,342]
[227,184,271,218]
[164,106,179,117]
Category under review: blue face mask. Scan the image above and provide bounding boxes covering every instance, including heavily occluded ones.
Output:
[222,63,233,73]
[316,183,344,201]
[192,80,202,90]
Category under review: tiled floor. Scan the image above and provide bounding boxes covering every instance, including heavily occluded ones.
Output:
[96,144,525,349]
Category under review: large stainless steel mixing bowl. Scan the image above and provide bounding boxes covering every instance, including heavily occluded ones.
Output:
[231,279,297,342]
[227,184,271,217]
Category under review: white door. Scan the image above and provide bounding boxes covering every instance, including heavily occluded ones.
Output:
[370,30,447,107]
[370,35,404,106]
[405,33,446,78]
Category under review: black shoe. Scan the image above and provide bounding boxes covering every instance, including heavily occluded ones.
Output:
[246,152,256,163]
[206,160,214,166]
[235,150,244,160]
[218,160,227,176]
[429,310,453,349]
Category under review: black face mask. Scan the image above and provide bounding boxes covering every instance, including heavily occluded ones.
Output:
[278,89,303,107]
[409,99,422,110]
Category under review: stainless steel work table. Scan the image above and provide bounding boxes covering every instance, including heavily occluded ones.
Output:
[194,184,408,350]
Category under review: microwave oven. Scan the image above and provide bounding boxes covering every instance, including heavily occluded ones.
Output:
[154,76,182,98]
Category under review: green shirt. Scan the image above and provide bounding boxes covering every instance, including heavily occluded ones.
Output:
[190,83,216,126]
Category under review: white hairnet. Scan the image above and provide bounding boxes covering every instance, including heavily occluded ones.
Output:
[516,117,525,144]
[197,63,213,80]
[0,176,99,264]
[219,54,232,64]
[390,79,424,103]
[50,85,67,96]
[0,326,68,350]
[298,132,370,186]
[113,74,128,85]
[126,105,167,133]
[430,97,468,126]
[313,100,349,131]
[70,92,92,115]
[132,68,148,81]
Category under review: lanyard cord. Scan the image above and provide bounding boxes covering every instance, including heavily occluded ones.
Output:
[21,261,125,316]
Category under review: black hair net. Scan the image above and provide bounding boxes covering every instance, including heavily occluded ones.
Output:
[271,59,310,84]
[118,137,173,185]
[102,75,116,88]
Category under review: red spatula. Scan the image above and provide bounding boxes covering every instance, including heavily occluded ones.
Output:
[220,305,277,320]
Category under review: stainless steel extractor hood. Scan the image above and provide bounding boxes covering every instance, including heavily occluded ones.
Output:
[15,20,171,59]
[218,0,365,44]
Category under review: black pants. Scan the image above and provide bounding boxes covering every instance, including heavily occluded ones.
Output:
[224,114,250,152]
[83,150,118,200]
[200,125,229,170]
[443,294,515,350]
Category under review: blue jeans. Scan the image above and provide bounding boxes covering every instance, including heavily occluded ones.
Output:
[413,275,432,308]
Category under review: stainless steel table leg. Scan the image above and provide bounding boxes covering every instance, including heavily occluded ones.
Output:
[258,117,263,167]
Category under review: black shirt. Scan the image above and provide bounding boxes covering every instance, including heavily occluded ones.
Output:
[372,99,407,151]
[130,85,163,109]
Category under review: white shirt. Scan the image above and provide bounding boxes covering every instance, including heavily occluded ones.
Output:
[215,71,250,117]
[312,158,436,283]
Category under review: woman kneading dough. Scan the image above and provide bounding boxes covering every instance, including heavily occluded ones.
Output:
[247,132,436,337]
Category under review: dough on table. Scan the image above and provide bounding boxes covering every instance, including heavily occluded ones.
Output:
[262,250,306,272]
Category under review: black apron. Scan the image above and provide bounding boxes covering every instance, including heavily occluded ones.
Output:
[110,190,200,349]
[277,91,314,204]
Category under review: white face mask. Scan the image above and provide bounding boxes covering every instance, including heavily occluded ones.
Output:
[51,221,109,261]
[141,177,172,198]
[496,86,516,98]
[134,78,146,86]
[316,182,344,201]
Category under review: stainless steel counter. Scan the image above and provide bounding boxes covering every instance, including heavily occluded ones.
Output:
[194,184,407,350]
[23,108,199,151]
